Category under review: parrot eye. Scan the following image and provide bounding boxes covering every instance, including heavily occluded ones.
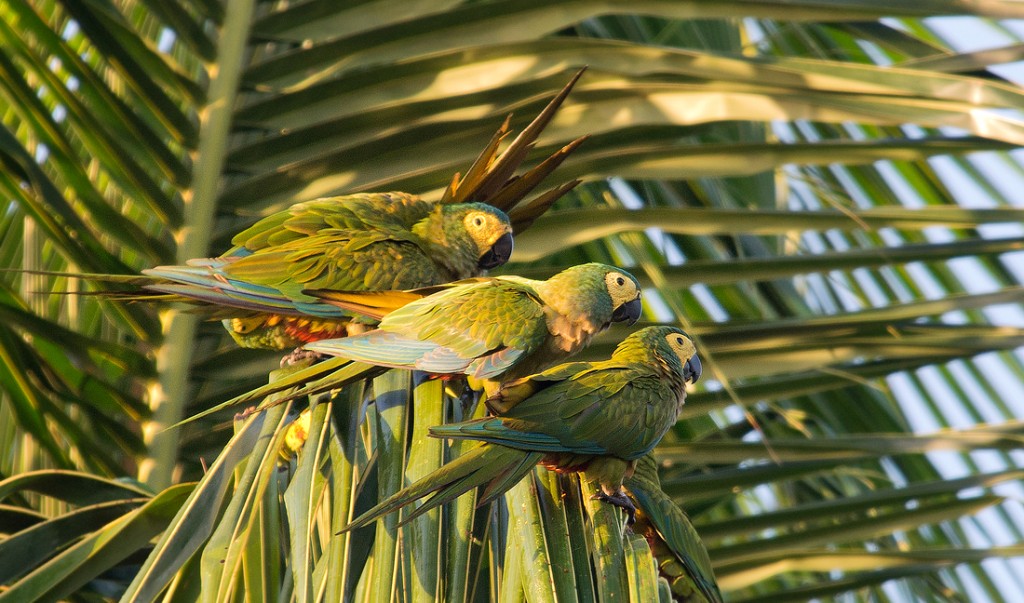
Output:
[474,216,484,227]
[676,337,683,345]
[604,271,640,309]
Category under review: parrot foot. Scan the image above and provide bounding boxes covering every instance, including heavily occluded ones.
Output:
[591,490,637,525]
[280,348,324,368]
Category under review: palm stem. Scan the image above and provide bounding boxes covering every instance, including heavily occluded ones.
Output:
[138,0,258,488]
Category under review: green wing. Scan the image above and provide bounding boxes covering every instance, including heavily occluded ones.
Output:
[486,360,595,413]
[522,364,676,459]
[439,362,678,460]
[228,193,432,253]
[219,228,453,302]
[307,278,552,379]
[379,279,550,363]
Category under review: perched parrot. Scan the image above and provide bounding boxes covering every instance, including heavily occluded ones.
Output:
[626,454,723,603]
[303,263,645,391]
[65,70,589,354]
[144,194,514,350]
[338,326,701,532]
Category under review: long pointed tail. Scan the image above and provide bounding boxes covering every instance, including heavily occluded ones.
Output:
[144,264,347,318]
[341,443,542,532]
[625,469,722,603]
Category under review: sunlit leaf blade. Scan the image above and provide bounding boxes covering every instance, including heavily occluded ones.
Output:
[322,383,366,602]
[659,423,1024,465]
[120,411,268,601]
[402,377,445,602]
[0,484,191,602]
[899,43,1024,73]
[726,564,960,603]
[444,391,486,603]
[58,0,199,140]
[710,496,1003,568]
[623,531,660,603]
[504,473,557,603]
[170,358,377,429]
[532,470,582,601]
[283,401,331,602]
[369,370,410,603]
[0,470,150,506]
[512,206,1024,261]
[583,474,630,601]
[720,546,1024,589]
[200,404,291,601]
[699,468,1024,544]
[240,0,1024,89]
[0,498,145,584]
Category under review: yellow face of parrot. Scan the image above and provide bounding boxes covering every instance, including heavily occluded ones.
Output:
[604,270,643,325]
[463,207,514,270]
[665,331,701,384]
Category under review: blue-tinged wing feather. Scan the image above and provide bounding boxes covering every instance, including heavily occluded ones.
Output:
[306,332,472,373]
[430,418,607,455]
[466,347,525,379]
[143,264,349,318]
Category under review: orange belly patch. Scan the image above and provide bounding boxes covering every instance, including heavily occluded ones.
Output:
[283,317,351,343]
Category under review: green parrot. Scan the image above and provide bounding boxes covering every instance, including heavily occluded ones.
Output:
[144,194,514,350]
[338,326,701,532]
[76,70,589,353]
[626,454,723,603]
[303,263,645,392]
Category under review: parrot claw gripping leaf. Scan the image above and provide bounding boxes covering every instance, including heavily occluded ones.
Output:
[591,490,638,525]
[339,326,702,531]
[279,347,325,368]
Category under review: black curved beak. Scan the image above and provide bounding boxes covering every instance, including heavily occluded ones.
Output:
[684,355,702,384]
[611,296,642,325]
[479,232,514,270]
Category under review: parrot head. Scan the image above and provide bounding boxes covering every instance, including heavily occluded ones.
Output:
[623,326,701,385]
[604,269,643,325]
[665,329,702,384]
[431,202,514,275]
[544,263,643,328]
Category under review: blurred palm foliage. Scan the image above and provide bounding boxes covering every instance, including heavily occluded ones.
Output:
[5,0,1024,601]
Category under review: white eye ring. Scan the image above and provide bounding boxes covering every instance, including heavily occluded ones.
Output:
[473,216,484,226]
